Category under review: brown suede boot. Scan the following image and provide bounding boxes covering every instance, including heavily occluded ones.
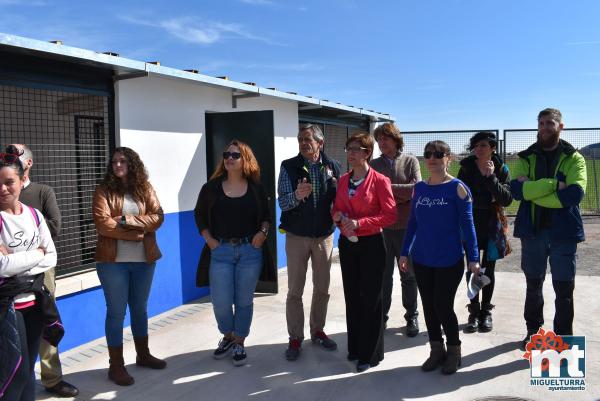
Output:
[442,344,462,375]
[134,336,167,369]
[108,346,134,386]
[421,341,446,372]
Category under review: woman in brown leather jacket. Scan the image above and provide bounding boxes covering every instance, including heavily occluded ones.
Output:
[92,147,165,386]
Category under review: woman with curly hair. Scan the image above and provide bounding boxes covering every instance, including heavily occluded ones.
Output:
[194,140,274,366]
[458,132,512,333]
[93,147,165,386]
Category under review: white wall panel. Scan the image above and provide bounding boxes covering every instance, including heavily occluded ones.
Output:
[115,75,300,213]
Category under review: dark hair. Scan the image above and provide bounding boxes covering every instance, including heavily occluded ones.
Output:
[346,131,375,161]
[373,122,404,152]
[1,145,25,179]
[209,139,261,184]
[101,147,150,201]
[468,131,497,151]
[424,140,451,156]
[538,107,562,123]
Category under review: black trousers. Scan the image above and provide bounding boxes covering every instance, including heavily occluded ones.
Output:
[381,229,418,322]
[338,234,386,365]
[465,249,496,306]
[414,259,464,346]
[2,305,43,401]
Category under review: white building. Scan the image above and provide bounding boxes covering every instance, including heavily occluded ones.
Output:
[0,32,394,350]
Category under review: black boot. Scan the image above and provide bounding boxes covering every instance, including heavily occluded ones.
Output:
[478,303,494,333]
[441,344,461,375]
[421,341,446,372]
[464,302,479,333]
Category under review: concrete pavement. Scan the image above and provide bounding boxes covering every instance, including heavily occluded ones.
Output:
[36,255,600,401]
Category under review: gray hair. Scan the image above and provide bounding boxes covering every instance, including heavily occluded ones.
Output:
[298,124,324,143]
[19,144,34,163]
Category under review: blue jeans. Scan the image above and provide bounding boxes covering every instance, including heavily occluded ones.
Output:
[96,262,156,346]
[209,242,262,338]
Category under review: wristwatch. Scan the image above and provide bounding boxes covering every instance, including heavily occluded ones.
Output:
[120,215,126,226]
[260,227,269,237]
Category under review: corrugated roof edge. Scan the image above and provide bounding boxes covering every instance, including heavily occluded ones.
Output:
[0,32,394,122]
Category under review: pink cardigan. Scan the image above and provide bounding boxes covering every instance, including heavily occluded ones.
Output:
[332,168,397,237]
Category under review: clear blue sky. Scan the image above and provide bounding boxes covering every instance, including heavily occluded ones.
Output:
[2,0,600,131]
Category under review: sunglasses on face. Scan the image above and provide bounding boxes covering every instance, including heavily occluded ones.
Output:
[223,151,242,160]
[423,151,447,159]
[345,146,368,153]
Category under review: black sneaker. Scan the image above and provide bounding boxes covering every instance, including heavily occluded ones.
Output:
[213,337,234,359]
[520,332,536,351]
[285,339,302,361]
[232,344,247,366]
[311,331,337,350]
[406,317,419,337]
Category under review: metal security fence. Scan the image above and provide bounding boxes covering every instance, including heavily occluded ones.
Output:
[0,84,112,277]
[504,128,600,215]
[402,130,502,180]
[401,128,600,216]
[299,120,361,173]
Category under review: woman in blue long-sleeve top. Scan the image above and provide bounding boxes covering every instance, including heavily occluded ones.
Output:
[399,140,480,375]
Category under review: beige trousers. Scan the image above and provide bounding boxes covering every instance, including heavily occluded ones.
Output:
[39,267,63,387]
[285,233,334,340]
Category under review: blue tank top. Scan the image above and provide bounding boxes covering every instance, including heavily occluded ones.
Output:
[401,178,479,267]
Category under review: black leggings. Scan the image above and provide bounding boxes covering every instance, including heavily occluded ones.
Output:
[2,305,43,401]
[465,250,496,305]
[414,259,464,346]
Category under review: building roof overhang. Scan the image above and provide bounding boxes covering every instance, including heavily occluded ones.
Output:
[0,33,394,125]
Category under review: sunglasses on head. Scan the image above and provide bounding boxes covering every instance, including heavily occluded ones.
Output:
[0,152,21,164]
[423,150,447,159]
[223,151,241,160]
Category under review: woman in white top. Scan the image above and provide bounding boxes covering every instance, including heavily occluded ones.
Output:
[0,145,56,401]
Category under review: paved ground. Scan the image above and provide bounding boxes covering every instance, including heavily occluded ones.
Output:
[35,249,600,401]
[499,216,600,276]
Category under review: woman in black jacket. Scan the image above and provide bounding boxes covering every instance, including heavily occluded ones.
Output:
[194,140,275,367]
[458,132,512,333]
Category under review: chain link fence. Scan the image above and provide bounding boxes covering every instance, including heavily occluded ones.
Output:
[402,128,600,216]
[504,128,600,215]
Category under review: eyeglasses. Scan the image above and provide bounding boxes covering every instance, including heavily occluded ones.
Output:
[0,153,21,164]
[423,151,447,159]
[223,151,242,160]
[345,146,368,153]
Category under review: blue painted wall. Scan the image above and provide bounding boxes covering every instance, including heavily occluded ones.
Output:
[56,211,209,351]
[56,207,339,351]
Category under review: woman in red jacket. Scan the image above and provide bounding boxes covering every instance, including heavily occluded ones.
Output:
[332,131,397,372]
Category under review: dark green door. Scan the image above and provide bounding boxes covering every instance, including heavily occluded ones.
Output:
[205,110,277,293]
